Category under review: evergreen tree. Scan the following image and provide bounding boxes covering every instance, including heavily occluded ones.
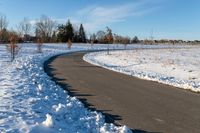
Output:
[57,24,66,42]
[78,24,86,43]
[65,20,74,42]
[73,31,79,43]
[57,20,74,43]
[132,36,139,44]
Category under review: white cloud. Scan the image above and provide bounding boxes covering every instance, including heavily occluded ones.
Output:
[29,0,163,35]
[72,0,163,33]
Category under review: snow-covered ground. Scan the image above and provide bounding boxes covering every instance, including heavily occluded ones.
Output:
[84,46,200,92]
[0,43,197,133]
[0,43,133,133]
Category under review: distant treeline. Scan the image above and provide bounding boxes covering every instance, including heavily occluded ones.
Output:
[0,14,140,44]
[142,39,200,45]
[0,14,199,45]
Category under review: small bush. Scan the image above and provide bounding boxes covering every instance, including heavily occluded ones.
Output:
[67,39,72,49]
[36,38,43,53]
[6,32,20,61]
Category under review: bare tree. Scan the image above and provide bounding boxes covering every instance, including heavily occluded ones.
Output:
[67,39,72,49]
[122,36,130,49]
[105,27,113,55]
[35,15,57,42]
[96,30,106,43]
[0,14,8,31]
[90,33,96,49]
[36,37,43,53]
[17,17,31,42]
[6,31,20,61]
[113,34,121,48]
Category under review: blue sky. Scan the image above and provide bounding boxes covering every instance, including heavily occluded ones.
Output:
[0,0,199,40]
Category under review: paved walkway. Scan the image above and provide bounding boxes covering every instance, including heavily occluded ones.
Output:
[44,51,200,133]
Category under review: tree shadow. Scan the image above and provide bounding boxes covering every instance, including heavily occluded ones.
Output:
[44,53,161,133]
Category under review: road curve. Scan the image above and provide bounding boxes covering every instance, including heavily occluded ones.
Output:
[44,51,200,133]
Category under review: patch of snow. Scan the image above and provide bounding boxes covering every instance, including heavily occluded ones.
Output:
[84,46,200,92]
[42,114,53,127]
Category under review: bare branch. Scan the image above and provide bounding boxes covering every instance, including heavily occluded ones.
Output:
[35,15,57,42]
[0,13,8,31]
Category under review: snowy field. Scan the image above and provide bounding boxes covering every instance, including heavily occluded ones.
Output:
[0,43,195,133]
[0,43,133,133]
[84,46,200,93]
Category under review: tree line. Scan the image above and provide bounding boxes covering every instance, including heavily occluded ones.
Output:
[0,14,87,43]
[1,14,200,45]
[0,14,141,61]
[0,14,140,44]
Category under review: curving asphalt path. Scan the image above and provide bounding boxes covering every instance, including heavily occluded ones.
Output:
[44,51,200,133]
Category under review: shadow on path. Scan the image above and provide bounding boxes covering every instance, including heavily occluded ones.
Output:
[44,54,161,133]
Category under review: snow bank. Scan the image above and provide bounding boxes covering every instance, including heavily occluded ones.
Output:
[84,46,200,92]
[0,44,132,133]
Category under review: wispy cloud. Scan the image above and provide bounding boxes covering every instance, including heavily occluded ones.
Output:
[73,0,163,32]
[29,0,163,34]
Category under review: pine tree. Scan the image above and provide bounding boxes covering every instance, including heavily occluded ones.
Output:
[65,20,74,42]
[73,31,79,43]
[132,36,139,44]
[78,24,86,43]
[57,24,66,42]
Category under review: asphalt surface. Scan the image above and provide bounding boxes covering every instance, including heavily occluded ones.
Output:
[44,51,200,133]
